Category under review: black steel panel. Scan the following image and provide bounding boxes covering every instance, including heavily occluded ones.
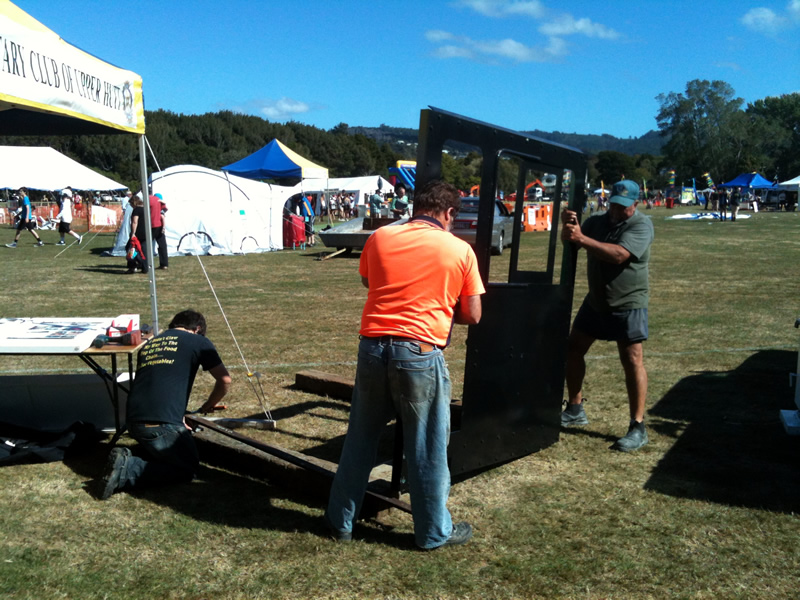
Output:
[413,107,588,478]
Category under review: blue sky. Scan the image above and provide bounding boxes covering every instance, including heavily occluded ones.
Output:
[17,0,800,138]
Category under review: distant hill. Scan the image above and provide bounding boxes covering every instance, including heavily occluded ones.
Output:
[349,125,664,157]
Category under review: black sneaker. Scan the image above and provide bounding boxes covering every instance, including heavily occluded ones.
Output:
[612,420,649,452]
[440,521,473,547]
[99,447,130,499]
[561,400,589,426]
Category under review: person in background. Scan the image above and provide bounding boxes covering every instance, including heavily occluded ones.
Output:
[368,190,383,217]
[730,187,741,222]
[342,193,352,219]
[560,180,654,452]
[325,180,485,549]
[54,188,82,246]
[719,188,729,221]
[98,310,231,499]
[151,192,169,270]
[300,194,316,246]
[390,183,409,218]
[6,188,44,248]
[126,195,147,274]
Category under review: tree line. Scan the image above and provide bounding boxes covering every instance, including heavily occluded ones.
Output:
[1,80,796,194]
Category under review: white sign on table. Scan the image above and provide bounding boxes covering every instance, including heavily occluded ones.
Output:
[0,318,112,353]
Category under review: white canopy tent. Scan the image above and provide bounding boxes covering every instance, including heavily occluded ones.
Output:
[109,165,292,257]
[0,146,127,191]
[777,175,800,190]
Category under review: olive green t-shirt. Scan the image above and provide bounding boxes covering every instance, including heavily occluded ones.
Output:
[582,209,654,311]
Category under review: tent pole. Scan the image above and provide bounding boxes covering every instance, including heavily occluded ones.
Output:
[139,134,159,333]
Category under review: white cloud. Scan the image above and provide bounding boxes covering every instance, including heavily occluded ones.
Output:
[713,61,742,71]
[426,30,566,63]
[426,29,457,43]
[225,97,312,122]
[741,1,800,34]
[539,15,620,39]
[741,7,785,33]
[441,0,619,64]
[433,44,476,59]
[258,98,310,121]
[455,0,546,19]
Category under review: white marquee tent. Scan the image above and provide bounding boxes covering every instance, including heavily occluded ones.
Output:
[777,175,800,190]
[0,146,127,191]
[110,165,292,257]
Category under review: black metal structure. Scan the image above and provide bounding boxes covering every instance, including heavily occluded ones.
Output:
[416,107,588,477]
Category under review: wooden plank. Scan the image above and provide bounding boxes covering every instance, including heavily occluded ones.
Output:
[316,247,347,261]
[188,415,411,514]
[295,369,354,402]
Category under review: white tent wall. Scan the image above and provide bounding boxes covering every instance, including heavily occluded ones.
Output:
[109,165,291,257]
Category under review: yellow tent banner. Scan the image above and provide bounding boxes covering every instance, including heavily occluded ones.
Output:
[0,0,145,134]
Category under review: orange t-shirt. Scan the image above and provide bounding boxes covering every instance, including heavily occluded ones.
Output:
[359,219,485,346]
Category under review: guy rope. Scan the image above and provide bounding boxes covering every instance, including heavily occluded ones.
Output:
[195,254,274,424]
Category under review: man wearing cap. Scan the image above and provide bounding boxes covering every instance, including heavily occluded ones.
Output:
[560,180,654,452]
[325,180,485,549]
[55,188,82,246]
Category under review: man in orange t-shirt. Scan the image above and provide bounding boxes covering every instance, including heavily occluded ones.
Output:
[326,180,485,549]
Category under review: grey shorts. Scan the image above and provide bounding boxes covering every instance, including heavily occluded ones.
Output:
[573,302,648,343]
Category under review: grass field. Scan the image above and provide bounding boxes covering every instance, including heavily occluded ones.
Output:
[1,206,799,600]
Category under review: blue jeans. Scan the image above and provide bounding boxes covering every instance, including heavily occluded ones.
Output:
[326,337,453,549]
[121,422,199,490]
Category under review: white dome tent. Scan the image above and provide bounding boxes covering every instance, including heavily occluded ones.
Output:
[110,165,292,257]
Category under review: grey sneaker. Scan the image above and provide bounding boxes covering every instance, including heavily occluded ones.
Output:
[56,241,66,246]
[5,242,17,248]
[99,447,131,499]
[36,240,44,246]
[561,400,589,426]
[78,235,83,244]
[612,420,649,452]
[439,521,473,548]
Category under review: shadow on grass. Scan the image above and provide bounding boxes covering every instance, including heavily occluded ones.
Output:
[66,442,413,546]
[645,349,800,513]
[74,265,139,275]
[558,426,620,445]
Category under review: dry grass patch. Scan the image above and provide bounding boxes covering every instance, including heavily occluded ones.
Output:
[1,209,799,599]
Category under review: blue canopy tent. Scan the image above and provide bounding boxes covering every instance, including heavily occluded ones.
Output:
[720,172,775,189]
[222,139,328,180]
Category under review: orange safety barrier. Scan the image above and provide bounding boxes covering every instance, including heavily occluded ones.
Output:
[523,203,552,232]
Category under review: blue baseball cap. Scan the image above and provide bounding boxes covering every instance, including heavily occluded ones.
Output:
[609,180,639,207]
